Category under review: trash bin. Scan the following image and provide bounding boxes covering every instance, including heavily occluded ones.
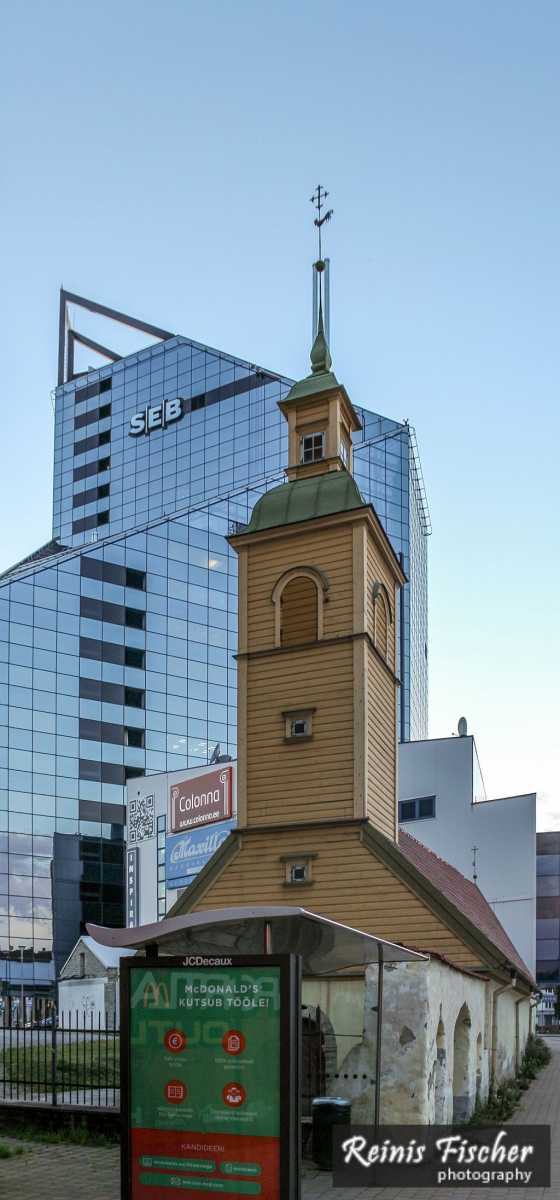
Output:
[311,1096,351,1170]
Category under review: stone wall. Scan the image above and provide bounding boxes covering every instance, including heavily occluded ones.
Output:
[59,938,106,981]
[326,959,532,1124]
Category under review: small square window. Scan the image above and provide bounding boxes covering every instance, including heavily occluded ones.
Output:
[125,727,145,749]
[399,800,416,822]
[280,852,316,886]
[290,863,308,883]
[283,708,315,742]
[291,719,309,737]
[300,432,325,464]
[125,608,145,631]
[125,647,145,670]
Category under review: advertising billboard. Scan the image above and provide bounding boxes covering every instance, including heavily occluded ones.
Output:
[165,820,236,888]
[169,767,232,834]
[121,955,300,1199]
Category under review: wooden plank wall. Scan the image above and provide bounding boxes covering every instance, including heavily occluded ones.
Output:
[246,641,355,826]
[246,524,353,653]
[191,825,481,968]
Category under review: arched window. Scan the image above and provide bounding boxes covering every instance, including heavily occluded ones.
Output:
[372,581,393,664]
[453,1003,473,1122]
[434,1019,447,1122]
[271,566,329,648]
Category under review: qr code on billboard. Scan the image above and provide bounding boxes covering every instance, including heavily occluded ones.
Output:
[128,794,155,843]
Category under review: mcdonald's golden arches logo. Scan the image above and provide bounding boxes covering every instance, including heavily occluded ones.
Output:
[143,980,170,1008]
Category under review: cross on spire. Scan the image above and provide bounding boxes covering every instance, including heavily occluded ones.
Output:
[310,184,333,263]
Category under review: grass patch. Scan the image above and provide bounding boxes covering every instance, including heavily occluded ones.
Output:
[0,1039,119,1090]
[468,1035,551,1125]
[0,1143,25,1158]
[0,1121,119,1148]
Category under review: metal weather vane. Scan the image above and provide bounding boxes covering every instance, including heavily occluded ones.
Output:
[310,184,333,266]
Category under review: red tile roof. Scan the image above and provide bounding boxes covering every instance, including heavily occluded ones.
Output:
[398,830,533,985]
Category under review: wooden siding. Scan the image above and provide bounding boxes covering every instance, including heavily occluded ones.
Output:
[190,824,481,968]
[247,524,354,653]
[365,540,397,672]
[280,577,318,646]
[245,642,355,826]
[366,643,397,839]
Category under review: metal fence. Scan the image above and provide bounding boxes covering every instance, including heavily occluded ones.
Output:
[0,1013,363,1115]
[0,1011,120,1108]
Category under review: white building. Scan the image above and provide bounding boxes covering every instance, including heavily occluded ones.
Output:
[126,761,237,927]
[398,731,536,975]
[58,936,135,1026]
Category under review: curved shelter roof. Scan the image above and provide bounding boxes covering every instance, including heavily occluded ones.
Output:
[87,905,426,977]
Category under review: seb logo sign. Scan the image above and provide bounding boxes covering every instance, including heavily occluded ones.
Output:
[129,397,184,436]
[169,767,232,834]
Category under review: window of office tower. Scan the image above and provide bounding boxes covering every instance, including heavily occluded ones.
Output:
[0,490,247,989]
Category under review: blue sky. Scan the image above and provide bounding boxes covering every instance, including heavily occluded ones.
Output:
[0,1,558,826]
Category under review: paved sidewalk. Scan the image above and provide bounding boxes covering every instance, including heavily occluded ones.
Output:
[0,1039,557,1199]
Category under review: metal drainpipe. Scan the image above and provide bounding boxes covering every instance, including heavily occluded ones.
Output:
[491,974,516,1091]
[529,996,540,1036]
[374,944,384,1133]
[515,997,524,1073]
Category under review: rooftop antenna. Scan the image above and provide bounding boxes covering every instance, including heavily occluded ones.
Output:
[472,846,478,885]
[310,185,333,344]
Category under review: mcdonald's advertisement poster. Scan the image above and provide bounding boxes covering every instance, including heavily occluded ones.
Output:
[129,964,281,1197]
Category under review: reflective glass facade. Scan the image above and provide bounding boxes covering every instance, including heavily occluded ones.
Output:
[0,331,428,1000]
[536,831,560,985]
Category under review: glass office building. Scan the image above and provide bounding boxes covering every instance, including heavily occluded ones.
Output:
[536,831,560,987]
[0,318,429,1004]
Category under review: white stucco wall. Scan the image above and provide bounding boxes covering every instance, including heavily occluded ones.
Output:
[58,977,107,1025]
[399,736,536,974]
[326,959,532,1124]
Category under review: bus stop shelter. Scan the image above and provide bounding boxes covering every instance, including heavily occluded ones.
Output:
[88,905,426,1130]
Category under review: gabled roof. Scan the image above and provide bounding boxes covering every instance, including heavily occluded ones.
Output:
[59,934,135,976]
[397,831,533,984]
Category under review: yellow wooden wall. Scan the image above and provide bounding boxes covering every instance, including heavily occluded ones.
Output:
[240,511,402,837]
[246,641,355,826]
[366,645,397,839]
[190,825,481,969]
[246,523,354,653]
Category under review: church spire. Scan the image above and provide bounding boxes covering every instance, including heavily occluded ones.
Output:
[277,189,362,480]
[309,185,333,375]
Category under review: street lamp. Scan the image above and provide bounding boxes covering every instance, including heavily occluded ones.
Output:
[9,944,26,1026]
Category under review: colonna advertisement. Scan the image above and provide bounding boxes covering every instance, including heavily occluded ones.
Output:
[169,767,232,834]
[121,955,300,1199]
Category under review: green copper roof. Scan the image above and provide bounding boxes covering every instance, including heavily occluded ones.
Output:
[281,304,342,406]
[282,366,342,406]
[244,470,366,534]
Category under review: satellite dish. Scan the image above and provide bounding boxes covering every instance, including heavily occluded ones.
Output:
[458,717,468,737]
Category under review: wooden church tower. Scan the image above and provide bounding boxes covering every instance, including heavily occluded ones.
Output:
[231,314,405,847]
[171,282,535,989]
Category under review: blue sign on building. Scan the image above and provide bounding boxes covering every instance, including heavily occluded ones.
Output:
[165,820,236,887]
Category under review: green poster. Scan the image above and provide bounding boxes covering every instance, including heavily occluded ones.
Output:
[127,963,283,1198]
